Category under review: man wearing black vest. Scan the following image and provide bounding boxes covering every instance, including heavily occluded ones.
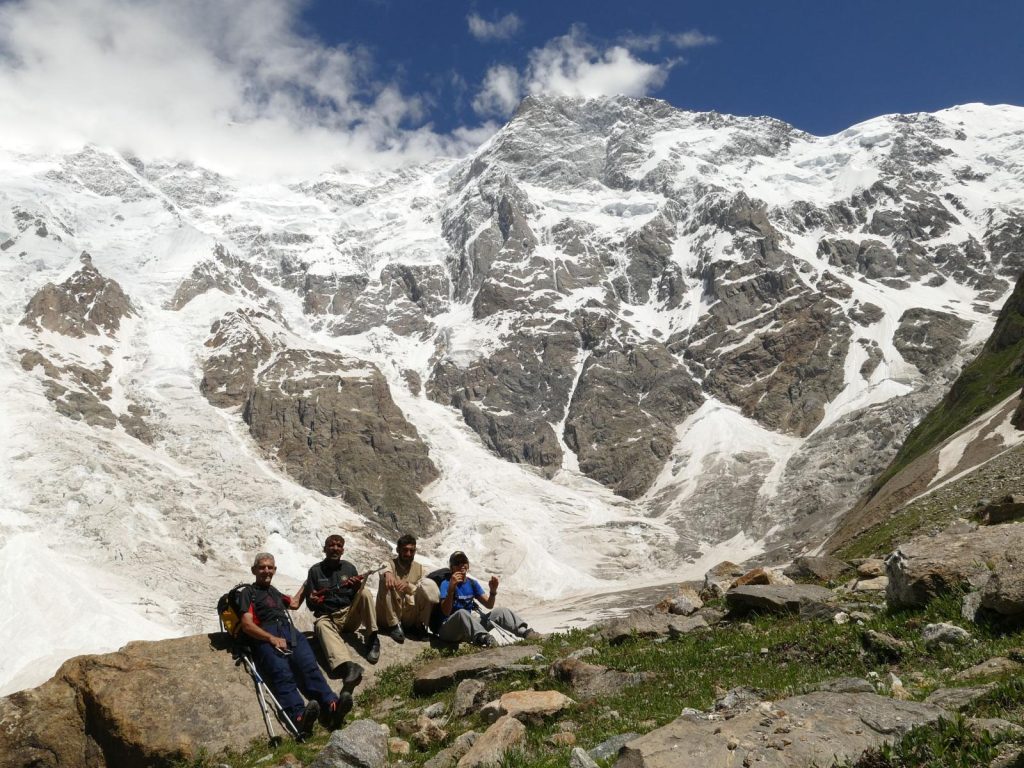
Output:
[293,534,380,677]
[237,552,351,738]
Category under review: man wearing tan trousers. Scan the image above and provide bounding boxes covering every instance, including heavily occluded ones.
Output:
[293,534,379,690]
[376,533,439,642]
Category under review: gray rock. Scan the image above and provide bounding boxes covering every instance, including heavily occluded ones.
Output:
[815,677,876,694]
[855,559,886,578]
[549,658,652,700]
[862,630,909,662]
[954,657,1023,681]
[308,719,389,768]
[599,608,708,644]
[413,645,539,694]
[456,715,526,768]
[924,684,995,710]
[612,692,946,768]
[922,622,972,649]
[725,584,836,616]
[589,732,641,762]
[422,701,447,719]
[423,732,479,768]
[783,555,853,582]
[452,679,487,717]
[968,718,1024,738]
[886,523,1024,609]
[569,746,600,768]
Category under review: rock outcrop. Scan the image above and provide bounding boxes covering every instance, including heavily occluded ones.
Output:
[201,311,438,532]
[613,692,947,768]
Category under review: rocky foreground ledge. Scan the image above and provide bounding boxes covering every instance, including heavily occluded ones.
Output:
[3,519,1023,768]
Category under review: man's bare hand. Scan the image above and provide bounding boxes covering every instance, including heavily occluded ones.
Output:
[451,571,466,586]
[488,575,500,593]
[342,574,365,588]
[308,588,326,605]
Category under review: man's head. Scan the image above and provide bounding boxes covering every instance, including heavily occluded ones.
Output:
[323,534,345,560]
[449,550,469,573]
[396,534,416,565]
[251,553,276,586]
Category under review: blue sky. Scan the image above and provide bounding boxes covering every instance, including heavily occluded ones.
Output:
[1,0,1021,175]
[301,1,1024,136]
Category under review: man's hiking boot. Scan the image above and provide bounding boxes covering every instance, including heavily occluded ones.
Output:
[472,632,495,648]
[405,623,429,640]
[521,629,542,641]
[366,632,381,664]
[383,624,405,643]
[321,692,353,730]
[294,699,319,741]
[335,661,364,694]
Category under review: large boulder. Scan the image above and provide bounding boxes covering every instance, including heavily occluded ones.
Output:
[0,634,274,768]
[725,584,836,616]
[613,692,947,768]
[413,645,539,695]
[886,522,1024,612]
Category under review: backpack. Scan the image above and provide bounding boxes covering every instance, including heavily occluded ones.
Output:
[217,583,251,637]
[426,567,451,588]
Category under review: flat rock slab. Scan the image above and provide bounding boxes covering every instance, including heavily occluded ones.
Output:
[308,719,389,768]
[613,692,947,768]
[726,584,837,616]
[413,645,539,695]
[925,684,996,711]
[600,609,708,644]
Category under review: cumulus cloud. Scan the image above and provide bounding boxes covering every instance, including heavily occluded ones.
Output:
[467,12,522,41]
[0,0,481,177]
[472,65,523,117]
[473,26,674,117]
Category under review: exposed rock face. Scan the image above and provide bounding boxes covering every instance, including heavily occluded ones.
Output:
[613,692,947,768]
[21,252,135,337]
[201,311,438,532]
[167,243,271,311]
[18,252,153,441]
[0,635,269,768]
[413,645,540,695]
[886,522,1024,617]
[894,308,973,376]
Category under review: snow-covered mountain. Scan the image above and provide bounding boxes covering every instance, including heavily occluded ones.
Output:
[2,95,1023,694]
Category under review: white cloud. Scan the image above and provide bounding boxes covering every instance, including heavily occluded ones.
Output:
[669,30,718,49]
[0,0,482,178]
[467,12,522,42]
[621,29,719,52]
[473,26,674,117]
[472,65,523,117]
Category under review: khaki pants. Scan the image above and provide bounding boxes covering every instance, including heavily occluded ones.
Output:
[376,579,440,629]
[313,587,377,672]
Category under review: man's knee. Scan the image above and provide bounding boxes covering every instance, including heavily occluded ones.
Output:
[417,580,440,604]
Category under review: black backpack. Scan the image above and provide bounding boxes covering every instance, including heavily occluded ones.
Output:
[426,568,451,587]
[217,583,251,637]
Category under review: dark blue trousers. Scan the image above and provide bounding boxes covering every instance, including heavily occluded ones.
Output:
[250,622,338,721]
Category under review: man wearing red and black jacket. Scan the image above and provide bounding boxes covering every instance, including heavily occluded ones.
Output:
[238,552,351,738]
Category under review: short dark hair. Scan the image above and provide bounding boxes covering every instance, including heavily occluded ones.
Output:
[449,550,469,568]
[324,534,345,547]
[396,534,417,549]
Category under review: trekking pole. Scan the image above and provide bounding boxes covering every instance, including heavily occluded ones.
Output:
[474,605,520,645]
[240,654,300,740]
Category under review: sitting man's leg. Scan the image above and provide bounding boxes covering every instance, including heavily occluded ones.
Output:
[288,632,352,729]
[487,606,536,638]
[314,609,358,674]
[410,579,440,634]
[376,584,407,642]
[438,608,491,646]
[250,635,305,724]
[344,587,380,662]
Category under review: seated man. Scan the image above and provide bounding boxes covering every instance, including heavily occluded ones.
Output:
[237,552,351,738]
[293,534,380,680]
[376,533,439,642]
[433,551,538,647]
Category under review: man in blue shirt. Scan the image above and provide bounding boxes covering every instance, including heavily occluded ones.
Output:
[435,551,538,646]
